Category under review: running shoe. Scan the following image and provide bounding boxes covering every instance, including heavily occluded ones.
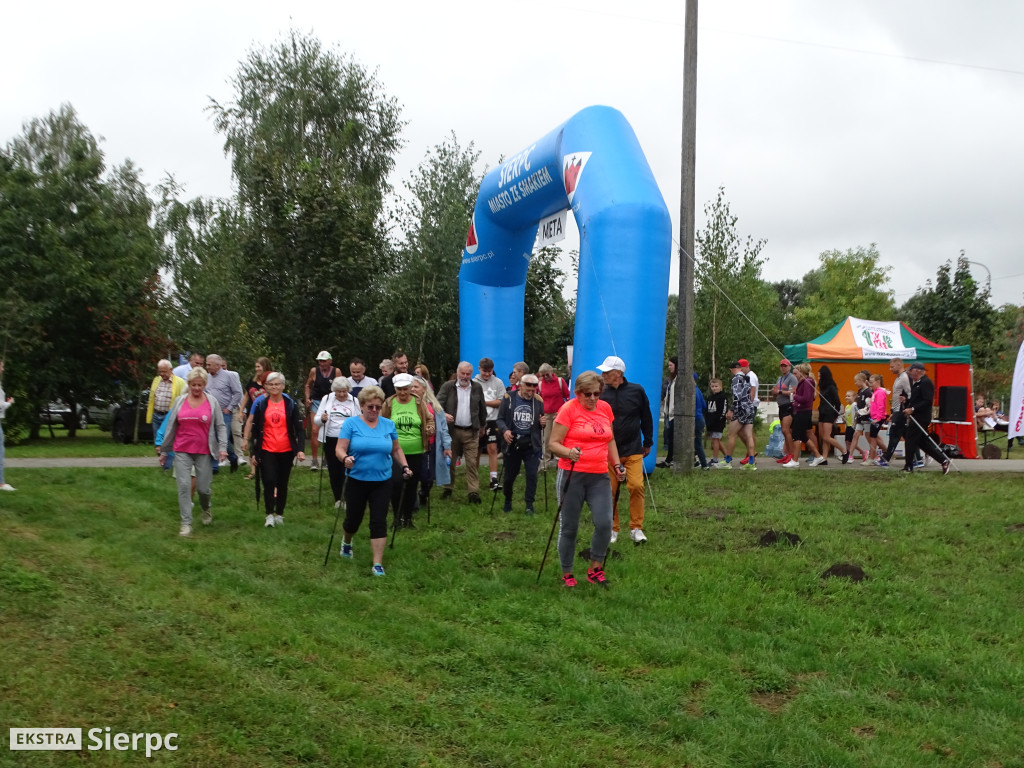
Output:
[490,477,502,491]
[586,566,609,587]
[630,528,647,543]
[340,542,353,559]
[610,530,618,544]
[841,453,850,465]
[371,563,386,576]
[809,456,826,467]
[942,460,951,475]
[782,459,799,468]
[264,515,275,528]
[274,514,284,526]
[776,454,792,464]
[721,459,733,470]
[179,524,191,536]
[525,504,535,515]
[743,461,757,471]
[874,458,889,467]
[562,573,578,588]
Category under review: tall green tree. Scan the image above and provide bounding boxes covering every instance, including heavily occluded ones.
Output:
[791,245,895,339]
[387,134,480,378]
[692,187,777,379]
[0,104,164,437]
[209,29,403,383]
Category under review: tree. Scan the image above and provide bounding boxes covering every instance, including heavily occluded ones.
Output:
[209,30,403,383]
[791,245,896,339]
[387,134,480,378]
[0,104,165,437]
[692,187,777,379]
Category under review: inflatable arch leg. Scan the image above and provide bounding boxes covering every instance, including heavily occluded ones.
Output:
[459,105,672,471]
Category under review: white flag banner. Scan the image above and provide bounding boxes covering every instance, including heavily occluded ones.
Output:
[848,317,917,359]
[1009,340,1024,440]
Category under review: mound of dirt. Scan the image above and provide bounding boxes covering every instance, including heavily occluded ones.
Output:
[757,529,802,547]
[821,563,867,582]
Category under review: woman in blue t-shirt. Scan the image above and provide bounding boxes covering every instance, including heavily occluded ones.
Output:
[335,386,413,576]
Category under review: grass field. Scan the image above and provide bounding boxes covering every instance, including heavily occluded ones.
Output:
[7,426,153,458]
[1,463,1023,767]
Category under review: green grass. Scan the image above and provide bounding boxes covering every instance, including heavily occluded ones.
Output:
[6,425,153,458]
[1,465,1023,767]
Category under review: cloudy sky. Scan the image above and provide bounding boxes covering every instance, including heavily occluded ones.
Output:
[4,0,1023,309]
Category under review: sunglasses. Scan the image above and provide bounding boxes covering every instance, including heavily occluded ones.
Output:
[364,404,383,411]
[580,391,601,398]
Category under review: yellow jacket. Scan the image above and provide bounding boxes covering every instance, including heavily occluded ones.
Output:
[147,375,187,423]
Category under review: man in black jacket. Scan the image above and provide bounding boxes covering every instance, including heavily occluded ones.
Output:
[902,362,950,474]
[598,355,654,543]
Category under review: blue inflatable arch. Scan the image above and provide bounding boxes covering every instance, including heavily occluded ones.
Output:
[460,105,671,470]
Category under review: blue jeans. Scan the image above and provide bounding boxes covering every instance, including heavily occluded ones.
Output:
[222,412,237,461]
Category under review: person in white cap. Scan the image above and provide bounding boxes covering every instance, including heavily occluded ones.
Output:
[305,351,343,470]
[597,355,653,544]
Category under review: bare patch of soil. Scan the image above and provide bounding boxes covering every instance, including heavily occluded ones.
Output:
[492,531,516,541]
[1005,523,1024,532]
[851,725,876,738]
[757,529,802,547]
[750,691,793,713]
[821,563,867,582]
[690,507,732,520]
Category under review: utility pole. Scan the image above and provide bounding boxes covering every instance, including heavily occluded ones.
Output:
[674,0,698,474]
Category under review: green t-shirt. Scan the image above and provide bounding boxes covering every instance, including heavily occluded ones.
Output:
[390,399,424,455]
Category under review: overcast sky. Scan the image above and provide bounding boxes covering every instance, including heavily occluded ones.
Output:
[4,0,1023,310]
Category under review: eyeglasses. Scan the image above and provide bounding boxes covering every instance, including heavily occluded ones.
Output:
[364,404,383,411]
[580,391,601,398]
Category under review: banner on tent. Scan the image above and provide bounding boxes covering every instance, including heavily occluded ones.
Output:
[849,318,917,360]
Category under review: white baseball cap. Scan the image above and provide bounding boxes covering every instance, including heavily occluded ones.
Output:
[316,351,332,361]
[392,373,415,388]
[597,355,626,373]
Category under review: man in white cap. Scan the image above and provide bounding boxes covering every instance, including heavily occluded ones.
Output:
[305,351,343,470]
[597,355,653,544]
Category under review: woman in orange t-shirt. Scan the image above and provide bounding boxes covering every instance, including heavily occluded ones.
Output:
[250,372,306,528]
[548,371,627,588]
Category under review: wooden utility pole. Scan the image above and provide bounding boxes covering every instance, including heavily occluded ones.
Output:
[673,0,698,473]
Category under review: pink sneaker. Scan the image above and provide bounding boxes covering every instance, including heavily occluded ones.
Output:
[562,573,578,588]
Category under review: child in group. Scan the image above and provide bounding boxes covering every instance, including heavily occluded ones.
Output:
[868,373,890,466]
[705,378,728,466]
[851,372,872,463]
[842,391,856,464]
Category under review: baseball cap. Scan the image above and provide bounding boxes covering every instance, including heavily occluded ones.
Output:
[738,358,749,367]
[908,362,926,371]
[597,356,626,373]
[779,359,791,366]
[392,373,415,388]
[316,351,332,361]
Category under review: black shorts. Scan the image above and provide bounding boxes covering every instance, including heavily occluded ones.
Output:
[480,420,499,451]
[778,402,793,419]
[792,410,812,443]
[869,421,884,438]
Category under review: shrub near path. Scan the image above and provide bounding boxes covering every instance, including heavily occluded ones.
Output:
[1,467,1023,767]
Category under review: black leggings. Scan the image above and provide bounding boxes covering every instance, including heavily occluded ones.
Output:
[392,453,425,520]
[260,451,294,516]
[344,476,391,539]
[325,436,347,502]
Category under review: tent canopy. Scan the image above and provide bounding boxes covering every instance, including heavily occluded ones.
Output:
[783,317,972,364]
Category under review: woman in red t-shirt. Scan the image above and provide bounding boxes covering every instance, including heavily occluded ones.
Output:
[547,371,627,588]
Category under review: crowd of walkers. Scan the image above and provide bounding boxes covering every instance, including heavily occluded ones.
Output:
[85,346,960,585]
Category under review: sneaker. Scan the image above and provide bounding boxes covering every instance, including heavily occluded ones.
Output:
[274,514,284,526]
[740,455,750,465]
[219,459,230,467]
[562,573,578,588]
[309,460,319,471]
[743,461,757,471]
[179,524,191,536]
[701,464,711,471]
[586,566,609,586]
[776,454,791,464]
[805,456,815,465]
[502,498,512,513]
[0,483,15,491]
[818,460,828,466]
[334,499,346,510]
[782,459,799,468]
[913,460,924,469]
[708,459,719,468]
[468,492,482,504]
[525,504,535,515]
[630,528,647,543]
[721,459,733,470]
[942,460,951,475]
[841,453,850,465]
[901,466,913,473]
[610,530,618,544]
[740,453,757,466]
[809,456,826,467]
[455,457,463,468]
[238,457,248,465]
[371,563,386,576]
[201,506,212,525]
[340,542,353,559]
[264,515,275,528]
[861,460,871,466]
[874,458,889,467]
[489,477,502,491]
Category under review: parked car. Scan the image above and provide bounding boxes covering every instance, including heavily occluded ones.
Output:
[110,389,154,444]
[38,400,89,430]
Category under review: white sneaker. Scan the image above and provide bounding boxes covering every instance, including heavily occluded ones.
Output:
[219,459,230,467]
[238,457,248,465]
[309,460,320,471]
[610,530,618,544]
[179,524,191,536]
[264,515,275,528]
[273,514,284,526]
[630,528,648,543]
[201,506,213,525]
[0,483,15,491]
[334,499,347,510]
[782,459,799,468]
[809,456,826,467]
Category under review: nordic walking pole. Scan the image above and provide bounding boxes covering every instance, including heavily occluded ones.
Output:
[543,462,549,514]
[536,461,575,584]
[489,482,500,514]
[604,480,622,569]
[323,472,349,566]
[389,467,410,550]
[316,436,326,510]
